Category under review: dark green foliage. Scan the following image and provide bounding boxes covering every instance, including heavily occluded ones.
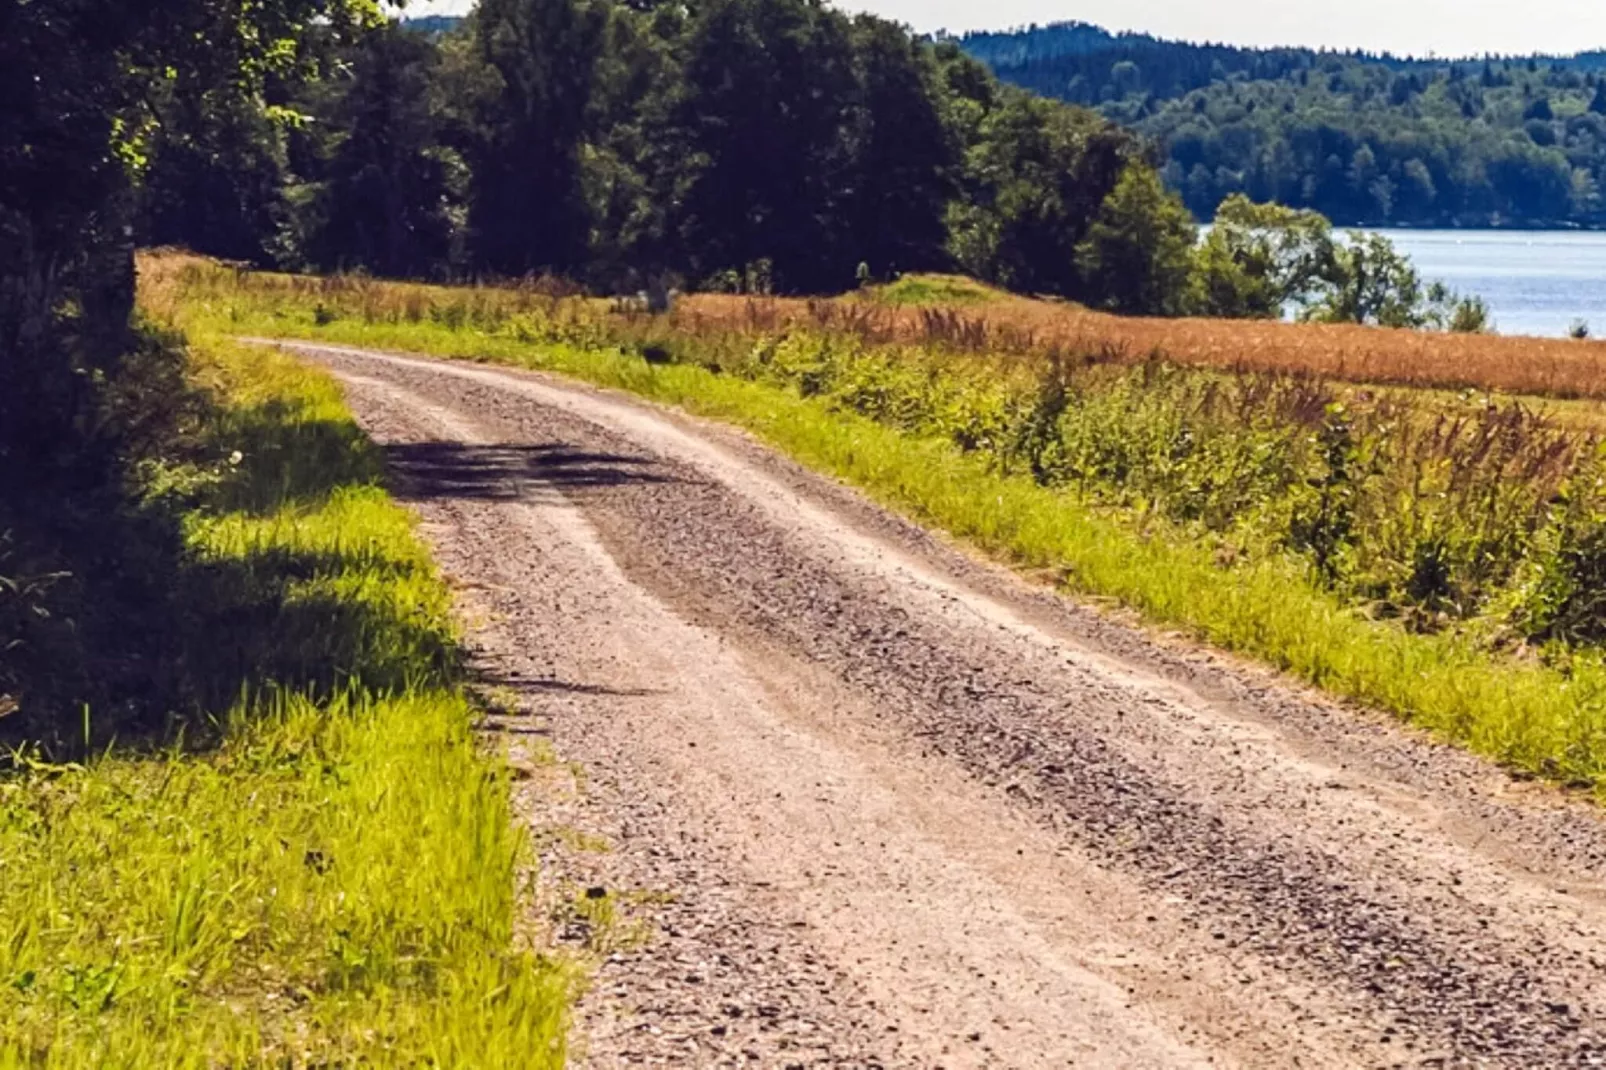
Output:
[0,0,375,745]
[672,0,861,291]
[302,23,467,277]
[1075,164,1198,315]
[944,90,1145,299]
[138,93,296,265]
[120,1,1196,311]
[656,2,963,293]
[0,326,200,750]
[841,19,958,280]
[467,0,608,276]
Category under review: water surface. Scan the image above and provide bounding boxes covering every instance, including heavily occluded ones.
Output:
[1374,229,1606,339]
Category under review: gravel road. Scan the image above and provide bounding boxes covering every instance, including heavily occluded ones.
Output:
[272,340,1606,1068]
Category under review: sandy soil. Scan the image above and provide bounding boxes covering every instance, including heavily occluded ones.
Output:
[271,340,1606,1068]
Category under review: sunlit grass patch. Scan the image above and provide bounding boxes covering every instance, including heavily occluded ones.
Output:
[868,273,1007,307]
[0,340,571,1066]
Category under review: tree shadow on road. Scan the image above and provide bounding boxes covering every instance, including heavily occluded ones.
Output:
[382,441,681,505]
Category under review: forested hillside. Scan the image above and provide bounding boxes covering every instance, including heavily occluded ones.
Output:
[962,21,1606,226]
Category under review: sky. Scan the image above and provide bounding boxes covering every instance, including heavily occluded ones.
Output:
[402,0,1606,57]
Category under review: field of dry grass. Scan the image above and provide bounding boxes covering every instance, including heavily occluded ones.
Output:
[678,287,1606,401]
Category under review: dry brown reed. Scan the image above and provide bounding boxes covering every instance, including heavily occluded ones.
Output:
[674,293,1606,402]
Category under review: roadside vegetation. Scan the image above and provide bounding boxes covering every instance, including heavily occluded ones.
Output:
[685,289,1595,401]
[152,252,1606,795]
[0,337,570,1065]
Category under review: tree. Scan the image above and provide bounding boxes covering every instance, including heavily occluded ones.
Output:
[304,22,466,277]
[840,16,958,280]
[1,0,379,740]
[468,0,608,276]
[138,91,297,264]
[672,0,861,292]
[1074,163,1197,315]
[1433,286,1492,333]
[946,90,1136,299]
[574,2,684,289]
[1307,232,1428,327]
[1,0,379,480]
[1191,193,1336,317]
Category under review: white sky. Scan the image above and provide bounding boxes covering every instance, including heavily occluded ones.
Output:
[400,1,1606,58]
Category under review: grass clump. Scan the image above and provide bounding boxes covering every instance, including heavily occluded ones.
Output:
[148,254,1606,793]
[0,340,570,1066]
[867,273,1006,307]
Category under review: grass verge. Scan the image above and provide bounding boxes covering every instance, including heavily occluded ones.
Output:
[0,339,570,1066]
[154,262,1606,796]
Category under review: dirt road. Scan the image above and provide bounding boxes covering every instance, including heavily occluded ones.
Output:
[274,340,1606,1068]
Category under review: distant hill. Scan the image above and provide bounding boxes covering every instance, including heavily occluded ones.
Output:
[954,22,1435,106]
[958,22,1606,228]
[957,22,1162,67]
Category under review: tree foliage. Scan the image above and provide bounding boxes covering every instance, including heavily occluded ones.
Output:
[0,0,381,740]
[1193,194,1488,328]
[1193,195,1338,318]
[1075,163,1198,316]
[1,0,379,478]
[300,22,468,277]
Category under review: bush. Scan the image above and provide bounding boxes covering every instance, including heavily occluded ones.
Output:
[0,325,199,751]
[1514,458,1606,645]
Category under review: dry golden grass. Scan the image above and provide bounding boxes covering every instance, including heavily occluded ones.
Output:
[671,289,1606,400]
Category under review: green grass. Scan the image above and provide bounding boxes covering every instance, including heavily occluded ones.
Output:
[160,268,1606,796]
[0,340,571,1066]
[867,272,1006,307]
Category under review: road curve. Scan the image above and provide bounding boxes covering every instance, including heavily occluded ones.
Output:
[271,340,1606,1068]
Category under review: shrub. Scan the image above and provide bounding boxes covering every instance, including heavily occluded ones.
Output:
[1514,455,1606,645]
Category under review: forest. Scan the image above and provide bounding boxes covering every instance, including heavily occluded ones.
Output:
[964,21,1606,226]
[134,2,1172,304]
[128,5,1486,323]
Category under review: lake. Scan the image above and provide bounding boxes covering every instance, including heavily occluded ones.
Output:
[1374,229,1606,339]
